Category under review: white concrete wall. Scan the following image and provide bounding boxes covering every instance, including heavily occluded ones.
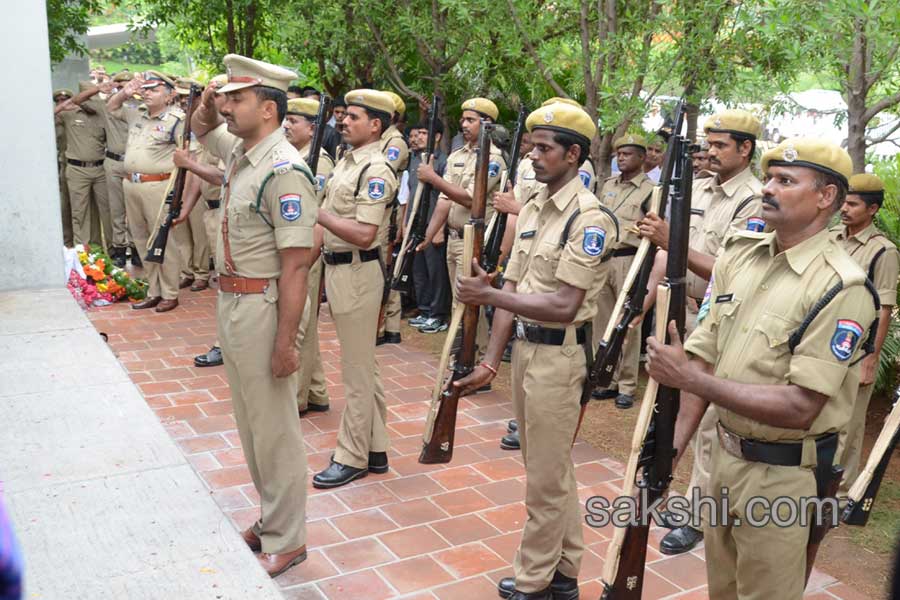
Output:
[0,3,65,291]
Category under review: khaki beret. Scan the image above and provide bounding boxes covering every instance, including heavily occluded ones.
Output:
[209,74,228,89]
[141,70,176,90]
[704,109,760,139]
[541,97,582,109]
[175,78,203,95]
[382,90,406,116]
[761,137,852,187]
[614,133,648,151]
[526,101,597,144]
[53,89,73,99]
[345,89,395,116]
[849,173,885,205]
[112,71,133,83]
[286,97,320,118]
[218,54,297,94]
[461,97,499,121]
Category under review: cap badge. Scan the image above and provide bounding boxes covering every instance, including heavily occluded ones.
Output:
[226,66,233,79]
[627,135,634,143]
[783,144,798,162]
[714,117,722,128]
[543,111,554,123]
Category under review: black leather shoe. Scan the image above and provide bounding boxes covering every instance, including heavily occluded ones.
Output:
[656,509,687,529]
[659,525,703,555]
[376,335,385,346]
[476,383,492,393]
[500,430,520,450]
[368,451,389,474]
[313,461,368,489]
[507,419,518,432]
[498,571,578,600]
[615,393,634,409]
[383,332,401,344]
[307,403,330,413]
[129,246,143,268]
[194,346,223,367]
[592,388,618,400]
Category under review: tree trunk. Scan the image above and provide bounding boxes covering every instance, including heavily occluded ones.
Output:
[225,0,236,54]
[846,98,868,173]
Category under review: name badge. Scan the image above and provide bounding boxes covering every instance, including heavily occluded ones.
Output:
[691,208,705,216]
[715,293,734,303]
[520,230,536,239]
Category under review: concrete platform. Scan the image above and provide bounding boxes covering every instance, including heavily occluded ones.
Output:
[0,289,283,599]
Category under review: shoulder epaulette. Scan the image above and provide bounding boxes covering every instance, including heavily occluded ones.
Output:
[824,242,867,288]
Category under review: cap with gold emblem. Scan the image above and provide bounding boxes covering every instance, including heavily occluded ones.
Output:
[112,71,133,83]
[848,173,885,205]
[175,78,203,95]
[541,97,582,109]
[141,70,176,90]
[287,97,320,118]
[526,101,597,145]
[382,90,405,116]
[218,54,297,94]
[53,89,73,99]
[614,133,648,151]
[703,109,761,139]
[461,97,499,121]
[761,137,853,187]
[209,74,228,89]
[345,89,395,116]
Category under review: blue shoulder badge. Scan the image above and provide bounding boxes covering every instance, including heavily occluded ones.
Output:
[583,226,606,256]
[387,146,400,162]
[279,194,302,221]
[368,177,386,200]
[578,169,592,188]
[316,174,326,192]
[488,161,500,178]
[831,319,863,361]
[747,217,765,232]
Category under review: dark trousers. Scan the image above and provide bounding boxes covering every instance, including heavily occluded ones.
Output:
[413,241,450,320]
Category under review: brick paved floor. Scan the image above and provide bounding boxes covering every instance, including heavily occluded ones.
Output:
[89,289,864,600]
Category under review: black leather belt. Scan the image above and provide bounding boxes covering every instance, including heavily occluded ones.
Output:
[206,199,221,209]
[611,247,638,258]
[716,422,838,467]
[105,151,125,161]
[67,158,104,168]
[514,321,587,346]
[322,247,380,265]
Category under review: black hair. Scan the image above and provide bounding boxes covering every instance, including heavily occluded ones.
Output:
[300,86,320,98]
[854,191,885,208]
[551,130,590,165]
[254,86,288,122]
[287,85,303,96]
[729,133,756,161]
[333,96,347,108]
[413,120,444,136]
[363,107,391,135]
[812,170,848,212]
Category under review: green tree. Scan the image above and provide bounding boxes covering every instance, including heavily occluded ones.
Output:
[47,0,104,63]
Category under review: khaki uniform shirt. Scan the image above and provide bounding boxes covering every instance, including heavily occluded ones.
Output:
[505,175,616,328]
[443,142,506,231]
[380,125,410,174]
[298,143,335,204]
[113,103,185,174]
[322,139,398,252]
[686,166,764,298]
[56,105,106,162]
[597,171,655,248]
[515,157,596,204]
[203,125,318,279]
[89,97,129,155]
[685,229,876,442]
[832,222,900,307]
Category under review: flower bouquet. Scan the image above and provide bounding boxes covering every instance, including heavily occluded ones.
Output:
[67,244,148,308]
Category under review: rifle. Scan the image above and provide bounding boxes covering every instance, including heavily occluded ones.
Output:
[419,121,493,464]
[600,105,692,600]
[307,94,332,177]
[145,84,200,263]
[482,105,527,275]
[391,95,441,293]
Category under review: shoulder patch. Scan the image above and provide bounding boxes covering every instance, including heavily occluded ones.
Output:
[746,217,766,232]
[273,149,292,175]
[368,177,386,200]
[578,169,592,188]
[316,174,327,192]
[583,226,606,256]
[831,319,862,361]
[279,194,302,221]
[488,161,501,178]
[386,146,401,161]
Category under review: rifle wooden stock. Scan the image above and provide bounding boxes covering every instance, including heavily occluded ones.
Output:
[842,390,900,525]
[419,122,492,464]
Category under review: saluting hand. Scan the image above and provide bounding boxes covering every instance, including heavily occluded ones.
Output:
[272,345,300,378]
[646,320,693,390]
[457,259,497,306]
[200,81,219,111]
[637,212,670,250]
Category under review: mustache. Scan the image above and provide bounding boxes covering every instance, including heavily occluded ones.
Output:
[762,195,779,209]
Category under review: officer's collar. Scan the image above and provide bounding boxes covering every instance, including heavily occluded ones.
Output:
[714,165,756,198]
[841,221,878,244]
[346,138,381,163]
[618,170,648,187]
[237,126,286,167]
[536,173,583,212]
[769,228,832,275]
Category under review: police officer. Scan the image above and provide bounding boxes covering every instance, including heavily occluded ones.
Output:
[453,101,615,600]
[591,133,655,409]
[639,109,765,555]
[832,173,899,498]
[377,90,410,344]
[647,138,875,600]
[312,90,398,488]
[418,98,507,367]
[108,71,185,312]
[191,54,317,577]
[54,89,74,247]
[283,96,335,415]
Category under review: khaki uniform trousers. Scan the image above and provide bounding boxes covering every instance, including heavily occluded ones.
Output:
[59,162,73,246]
[175,199,210,282]
[378,239,402,335]
[704,446,815,600]
[123,179,183,300]
[67,164,110,250]
[218,285,309,554]
[447,236,489,353]
[297,256,329,411]
[327,258,390,469]
[203,204,220,266]
[511,337,585,592]
[592,254,640,395]
[104,158,130,249]
[837,382,874,498]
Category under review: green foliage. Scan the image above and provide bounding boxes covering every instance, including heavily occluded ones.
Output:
[873,154,900,393]
[46,0,104,63]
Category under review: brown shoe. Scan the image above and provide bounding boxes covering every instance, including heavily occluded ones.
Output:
[190,279,209,292]
[241,527,261,552]
[257,545,307,577]
[132,296,161,310]
[179,276,195,289]
[155,298,179,313]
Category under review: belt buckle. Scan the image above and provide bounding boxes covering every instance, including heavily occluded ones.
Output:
[716,423,743,459]
[515,320,525,340]
[131,172,140,183]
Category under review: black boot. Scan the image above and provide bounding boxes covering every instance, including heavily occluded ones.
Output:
[498,571,578,600]
[500,429,520,450]
[130,245,143,268]
[313,461,368,489]
[659,525,703,555]
[368,451,389,474]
